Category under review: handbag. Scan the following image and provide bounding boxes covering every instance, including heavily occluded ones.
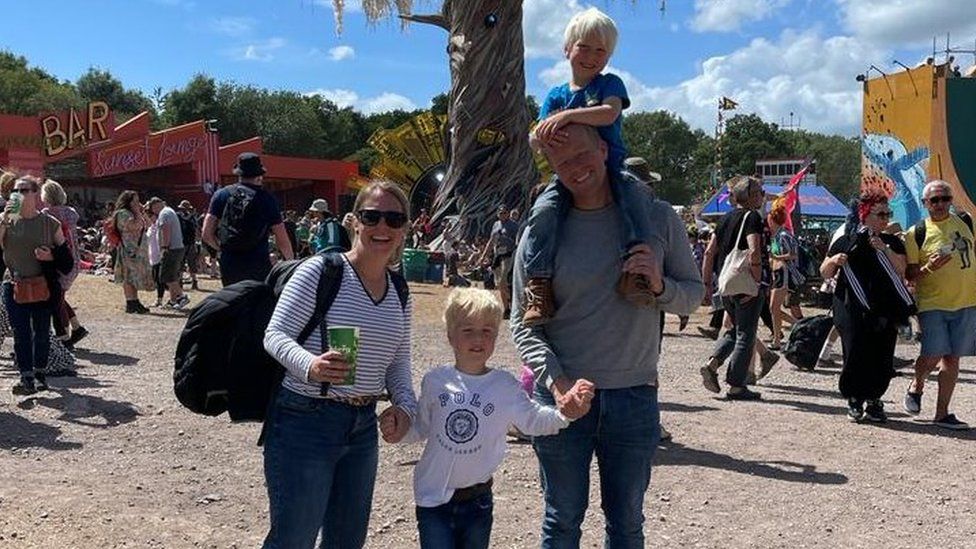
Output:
[718,210,759,297]
[14,275,50,304]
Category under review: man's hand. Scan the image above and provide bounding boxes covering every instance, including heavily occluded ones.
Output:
[34,246,53,262]
[552,377,595,419]
[925,253,952,273]
[379,406,411,443]
[622,244,664,294]
[307,350,351,384]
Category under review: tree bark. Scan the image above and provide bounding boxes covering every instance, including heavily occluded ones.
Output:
[415,0,536,237]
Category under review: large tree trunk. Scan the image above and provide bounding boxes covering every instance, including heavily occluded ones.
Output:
[412,0,537,238]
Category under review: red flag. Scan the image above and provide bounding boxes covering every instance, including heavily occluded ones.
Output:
[779,160,811,234]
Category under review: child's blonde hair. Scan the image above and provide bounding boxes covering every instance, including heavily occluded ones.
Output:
[563,7,618,55]
[443,288,504,332]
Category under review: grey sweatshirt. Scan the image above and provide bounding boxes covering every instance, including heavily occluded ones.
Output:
[511,192,704,390]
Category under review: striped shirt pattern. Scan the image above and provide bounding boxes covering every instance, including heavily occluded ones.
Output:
[263,254,417,416]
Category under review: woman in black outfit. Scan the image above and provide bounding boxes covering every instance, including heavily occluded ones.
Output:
[820,193,913,422]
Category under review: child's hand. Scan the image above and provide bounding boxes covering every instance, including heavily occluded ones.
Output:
[572,379,595,400]
[534,112,570,146]
[379,405,411,443]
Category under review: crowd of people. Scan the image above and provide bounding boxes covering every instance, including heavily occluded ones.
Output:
[2,7,973,549]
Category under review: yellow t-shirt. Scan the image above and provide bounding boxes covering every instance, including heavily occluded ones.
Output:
[905,215,976,312]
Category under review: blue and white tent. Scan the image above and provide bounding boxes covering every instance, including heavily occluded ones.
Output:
[700,184,850,219]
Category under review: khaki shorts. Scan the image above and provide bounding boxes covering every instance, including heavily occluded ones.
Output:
[492,255,514,289]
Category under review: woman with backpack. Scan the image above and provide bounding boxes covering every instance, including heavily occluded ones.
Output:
[820,192,911,423]
[261,180,417,548]
[111,191,153,314]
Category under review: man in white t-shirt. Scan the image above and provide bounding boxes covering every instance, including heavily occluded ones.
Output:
[148,197,189,309]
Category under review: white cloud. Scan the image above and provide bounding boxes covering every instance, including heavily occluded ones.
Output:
[306,89,418,114]
[328,45,356,61]
[690,0,791,33]
[522,0,584,58]
[229,37,286,62]
[540,28,889,135]
[210,16,255,37]
[837,0,976,47]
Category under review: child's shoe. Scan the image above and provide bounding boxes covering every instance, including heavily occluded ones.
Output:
[616,272,655,306]
[522,278,555,326]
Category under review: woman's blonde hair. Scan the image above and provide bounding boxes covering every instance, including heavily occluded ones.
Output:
[443,288,503,333]
[564,7,618,54]
[0,170,17,199]
[41,179,68,206]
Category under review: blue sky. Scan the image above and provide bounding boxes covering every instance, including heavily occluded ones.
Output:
[3,0,975,135]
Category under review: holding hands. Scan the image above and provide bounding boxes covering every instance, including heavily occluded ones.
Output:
[622,244,664,294]
[379,406,411,443]
[553,377,596,419]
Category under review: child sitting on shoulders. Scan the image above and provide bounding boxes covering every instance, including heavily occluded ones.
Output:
[523,7,656,326]
[396,288,593,548]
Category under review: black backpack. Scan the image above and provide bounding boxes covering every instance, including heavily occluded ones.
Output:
[783,314,834,370]
[912,211,973,249]
[178,213,197,247]
[173,252,409,422]
[217,184,267,252]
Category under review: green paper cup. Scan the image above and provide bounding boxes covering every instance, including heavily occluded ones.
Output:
[328,326,359,385]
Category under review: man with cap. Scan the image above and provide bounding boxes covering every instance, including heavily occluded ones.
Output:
[148,197,190,309]
[307,198,350,254]
[478,205,520,318]
[202,152,294,286]
[177,200,200,290]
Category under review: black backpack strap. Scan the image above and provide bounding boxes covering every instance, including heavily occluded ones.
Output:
[390,269,410,310]
[959,211,974,235]
[912,221,926,251]
[296,253,345,345]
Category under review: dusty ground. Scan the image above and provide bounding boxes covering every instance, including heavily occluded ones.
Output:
[1,274,975,548]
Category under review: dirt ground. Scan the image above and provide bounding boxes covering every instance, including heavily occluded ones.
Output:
[1,274,975,548]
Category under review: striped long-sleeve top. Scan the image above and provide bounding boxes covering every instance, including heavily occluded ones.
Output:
[263,254,417,417]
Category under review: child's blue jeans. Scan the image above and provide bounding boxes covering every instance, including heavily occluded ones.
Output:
[416,492,493,549]
[522,172,648,279]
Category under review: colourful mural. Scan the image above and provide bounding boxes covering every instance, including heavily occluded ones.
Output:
[861,62,976,228]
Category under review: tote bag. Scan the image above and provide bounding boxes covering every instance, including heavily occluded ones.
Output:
[718,210,759,297]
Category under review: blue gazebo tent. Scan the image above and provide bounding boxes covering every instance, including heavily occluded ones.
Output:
[699,184,849,221]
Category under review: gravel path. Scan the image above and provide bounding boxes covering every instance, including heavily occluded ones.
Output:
[0,276,974,548]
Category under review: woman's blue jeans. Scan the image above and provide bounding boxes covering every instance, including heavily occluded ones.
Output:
[262,387,379,549]
[533,385,660,549]
[2,282,52,381]
[415,492,493,549]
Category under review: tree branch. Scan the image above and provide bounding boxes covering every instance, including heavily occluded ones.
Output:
[399,13,449,31]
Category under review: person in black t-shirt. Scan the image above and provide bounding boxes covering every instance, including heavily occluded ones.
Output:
[201,153,294,286]
[821,193,909,423]
[700,175,769,400]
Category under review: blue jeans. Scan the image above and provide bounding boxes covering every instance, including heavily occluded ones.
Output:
[522,174,648,279]
[416,492,493,549]
[262,387,379,549]
[533,385,660,549]
[712,292,765,387]
[2,282,52,381]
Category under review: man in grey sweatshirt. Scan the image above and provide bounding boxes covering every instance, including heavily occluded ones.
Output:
[511,124,703,548]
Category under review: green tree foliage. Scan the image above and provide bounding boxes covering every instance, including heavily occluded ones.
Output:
[0,51,82,115]
[719,113,792,177]
[623,110,702,204]
[76,68,155,121]
[430,93,449,116]
[162,74,220,128]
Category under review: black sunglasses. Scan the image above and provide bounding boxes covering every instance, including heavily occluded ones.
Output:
[13,187,36,193]
[928,195,953,204]
[875,211,892,219]
[357,209,407,229]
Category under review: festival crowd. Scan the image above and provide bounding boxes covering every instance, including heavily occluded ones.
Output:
[2,7,973,549]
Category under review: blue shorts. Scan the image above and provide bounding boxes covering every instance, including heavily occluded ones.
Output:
[918,307,976,357]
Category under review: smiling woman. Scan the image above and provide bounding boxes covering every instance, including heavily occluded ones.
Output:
[260,178,418,548]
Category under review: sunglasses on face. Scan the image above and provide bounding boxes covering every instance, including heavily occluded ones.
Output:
[13,187,36,194]
[927,195,952,204]
[356,209,407,229]
[874,211,892,219]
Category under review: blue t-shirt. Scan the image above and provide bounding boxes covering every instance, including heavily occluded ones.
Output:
[207,183,282,268]
[538,73,630,171]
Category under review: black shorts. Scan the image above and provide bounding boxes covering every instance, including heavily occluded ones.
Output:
[772,267,787,290]
[160,248,186,284]
[183,244,200,274]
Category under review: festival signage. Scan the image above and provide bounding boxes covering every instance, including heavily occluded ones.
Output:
[89,121,210,178]
[41,101,115,158]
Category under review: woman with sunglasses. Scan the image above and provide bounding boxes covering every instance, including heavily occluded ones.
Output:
[821,192,910,423]
[262,180,417,548]
[0,176,72,395]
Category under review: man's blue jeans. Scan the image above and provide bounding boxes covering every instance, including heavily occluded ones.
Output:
[262,387,379,549]
[533,385,660,549]
[415,492,493,549]
[2,282,52,381]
